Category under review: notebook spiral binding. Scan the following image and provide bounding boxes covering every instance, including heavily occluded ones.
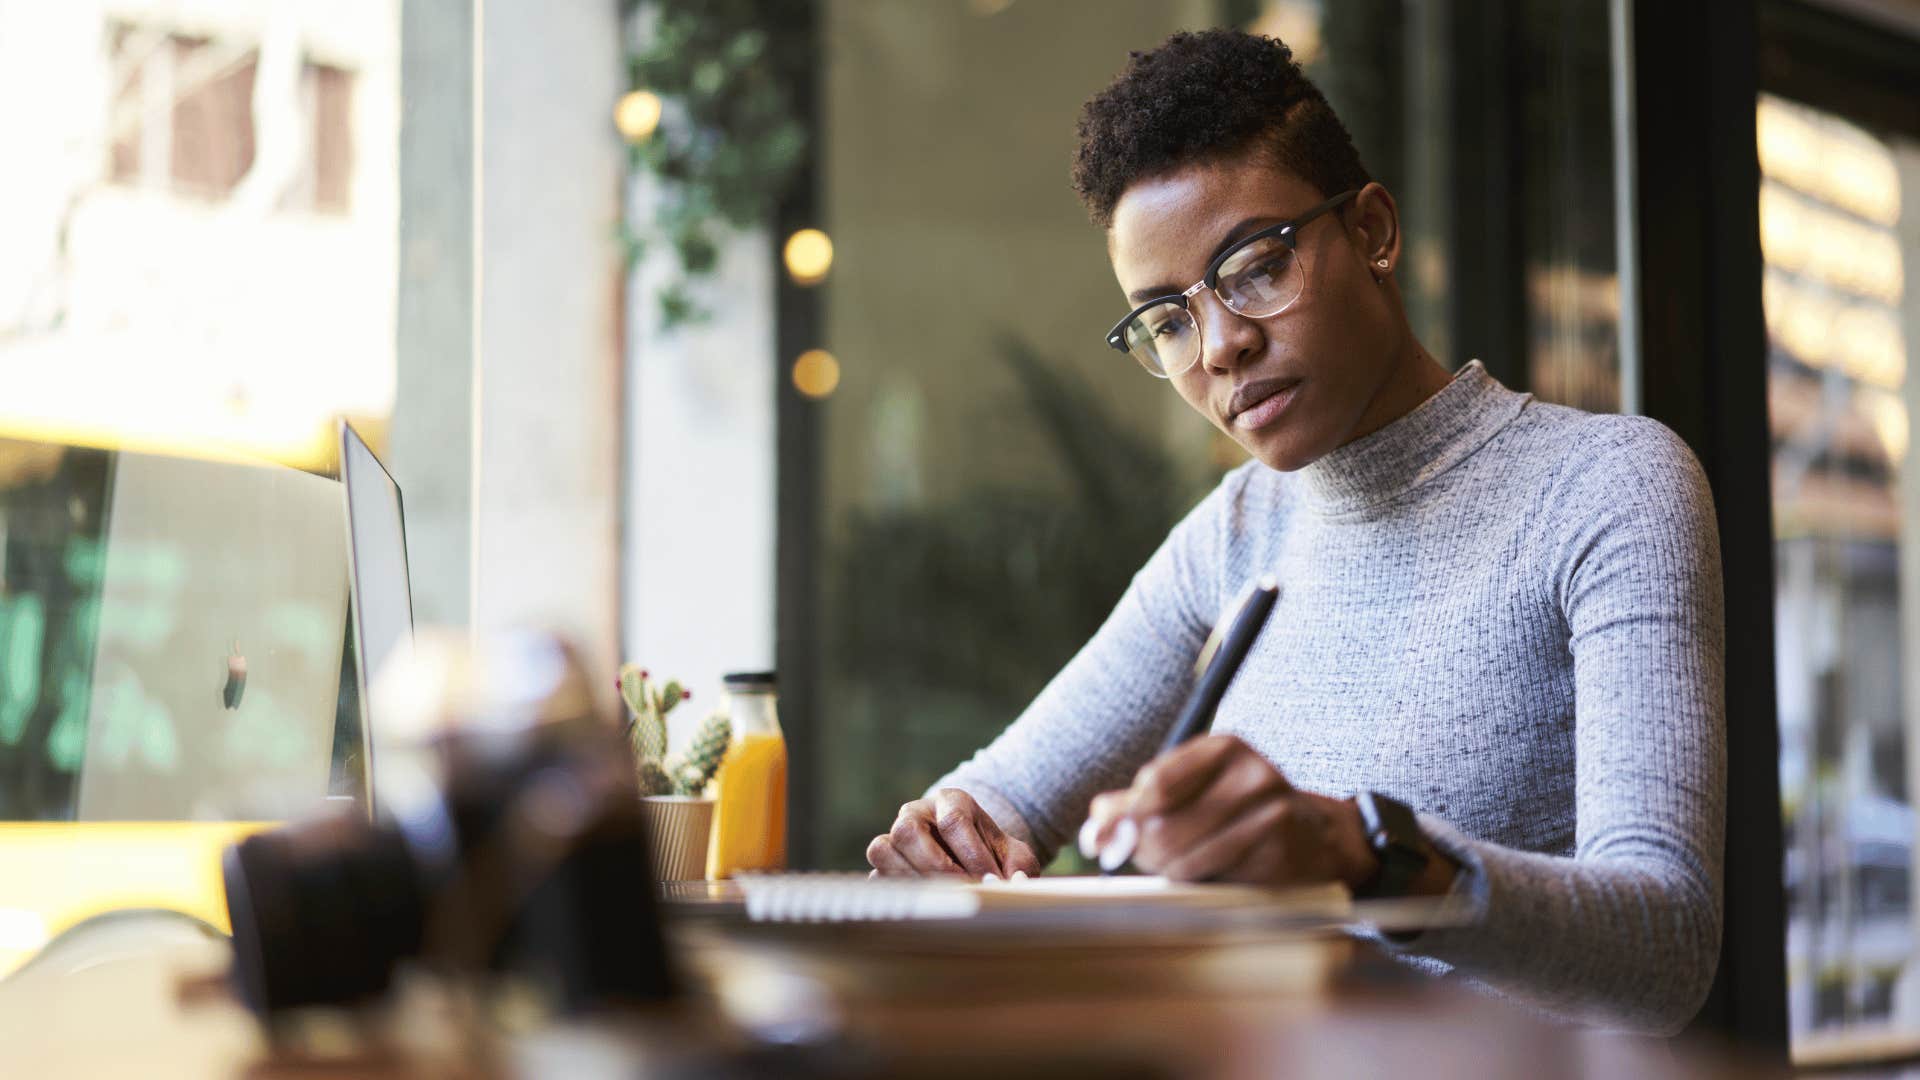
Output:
[736,873,983,922]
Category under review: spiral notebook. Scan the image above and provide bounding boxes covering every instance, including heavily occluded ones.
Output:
[733,873,1351,923]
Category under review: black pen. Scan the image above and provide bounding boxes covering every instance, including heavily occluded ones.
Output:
[1092,575,1281,875]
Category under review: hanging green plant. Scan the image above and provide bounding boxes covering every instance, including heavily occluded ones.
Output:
[619,0,813,329]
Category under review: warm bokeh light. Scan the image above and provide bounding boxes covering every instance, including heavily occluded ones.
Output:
[783,228,834,285]
[1760,183,1904,305]
[1764,272,1907,389]
[1246,4,1324,65]
[792,349,841,399]
[1757,95,1899,227]
[615,89,663,143]
[1861,386,1910,465]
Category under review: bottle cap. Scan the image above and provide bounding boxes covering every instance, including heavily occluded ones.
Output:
[722,671,777,688]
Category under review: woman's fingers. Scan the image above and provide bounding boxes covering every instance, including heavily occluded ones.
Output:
[865,834,918,875]
[1079,789,1132,857]
[964,801,1043,877]
[1159,797,1290,882]
[1130,735,1284,819]
[870,790,1034,878]
[1001,836,1045,877]
[883,802,966,875]
[867,789,1046,880]
[1133,748,1289,870]
[931,789,1005,877]
[1080,737,1293,869]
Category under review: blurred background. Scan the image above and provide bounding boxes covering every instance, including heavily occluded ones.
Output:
[0,0,1916,1062]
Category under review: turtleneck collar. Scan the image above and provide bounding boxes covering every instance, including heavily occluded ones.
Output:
[1295,360,1530,515]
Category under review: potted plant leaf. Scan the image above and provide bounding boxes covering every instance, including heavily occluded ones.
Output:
[620,663,731,880]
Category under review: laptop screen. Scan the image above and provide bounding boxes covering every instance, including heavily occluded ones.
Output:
[340,423,413,808]
[68,450,351,820]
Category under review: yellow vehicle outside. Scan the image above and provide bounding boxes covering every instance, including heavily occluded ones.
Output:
[0,821,275,977]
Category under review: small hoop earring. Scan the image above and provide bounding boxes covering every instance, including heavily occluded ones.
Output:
[1376,259,1390,269]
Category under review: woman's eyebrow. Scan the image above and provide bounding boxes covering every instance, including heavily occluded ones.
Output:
[1124,216,1280,302]
[1208,216,1278,261]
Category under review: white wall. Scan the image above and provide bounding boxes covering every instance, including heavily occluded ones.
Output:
[623,201,778,754]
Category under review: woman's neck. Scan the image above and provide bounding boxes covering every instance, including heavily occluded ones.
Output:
[1345,336,1453,445]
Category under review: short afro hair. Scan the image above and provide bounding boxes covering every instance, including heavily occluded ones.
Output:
[1071,29,1372,228]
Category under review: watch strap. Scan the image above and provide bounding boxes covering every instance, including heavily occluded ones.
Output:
[1355,791,1429,899]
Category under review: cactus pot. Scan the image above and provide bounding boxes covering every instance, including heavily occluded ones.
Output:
[638,795,716,880]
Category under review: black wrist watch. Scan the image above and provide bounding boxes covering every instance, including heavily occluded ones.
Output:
[1354,791,1430,899]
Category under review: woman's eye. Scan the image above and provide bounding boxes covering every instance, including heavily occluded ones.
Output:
[1249,253,1292,279]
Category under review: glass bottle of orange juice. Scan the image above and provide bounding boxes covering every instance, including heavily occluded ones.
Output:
[706,672,787,879]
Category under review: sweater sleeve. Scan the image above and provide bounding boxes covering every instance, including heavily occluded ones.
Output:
[1382,416,1727,1035]
[927,470,1245,862]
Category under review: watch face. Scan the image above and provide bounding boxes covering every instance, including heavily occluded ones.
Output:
[1356,792,1430,900]
[1365,791,1422,844]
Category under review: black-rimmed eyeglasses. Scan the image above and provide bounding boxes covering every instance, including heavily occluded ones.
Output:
[1105,189,1358,378]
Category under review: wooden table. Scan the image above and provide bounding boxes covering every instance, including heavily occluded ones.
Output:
[664,882,1776,1079]
[0,899,1782,1078]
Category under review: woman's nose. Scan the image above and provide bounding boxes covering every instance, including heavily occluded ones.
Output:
[1194,291,1261,373]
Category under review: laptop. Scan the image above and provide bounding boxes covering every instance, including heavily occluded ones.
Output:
[73,452,350,820]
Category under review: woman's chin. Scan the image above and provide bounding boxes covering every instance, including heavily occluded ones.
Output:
[1242,429,1324,473]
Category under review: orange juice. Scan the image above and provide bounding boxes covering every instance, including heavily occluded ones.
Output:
[705,731,787,878]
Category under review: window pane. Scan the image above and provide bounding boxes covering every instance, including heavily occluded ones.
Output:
[813,0,1237,868]
[804,0,1621,867]
[1519,1,1620,413]
[1,6,399,469]
[0,1,403,977]
[1762,90,1918,1041]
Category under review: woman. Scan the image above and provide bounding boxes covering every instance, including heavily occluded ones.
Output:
[865,28,1724,1036]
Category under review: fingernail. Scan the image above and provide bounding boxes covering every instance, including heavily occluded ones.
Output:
[983,872,1000,882]
[1011,870,1028,881]
[1098,817,1139,873]
[1077,816,1101,859]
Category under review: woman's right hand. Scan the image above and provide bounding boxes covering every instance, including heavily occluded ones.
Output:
[866,788,1044,879]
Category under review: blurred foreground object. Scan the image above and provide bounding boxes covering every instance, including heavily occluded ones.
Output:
[221,629,674,1018]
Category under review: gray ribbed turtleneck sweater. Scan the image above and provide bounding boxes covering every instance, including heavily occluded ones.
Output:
[933,360,1726,1035]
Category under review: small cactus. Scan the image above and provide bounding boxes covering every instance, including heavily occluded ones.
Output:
[620,664,730,799]
[673,711,731,797]
[635,756,674,798]
[621,663,684,766]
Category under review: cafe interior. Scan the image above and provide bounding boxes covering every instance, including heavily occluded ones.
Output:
[2,0,1919,1075]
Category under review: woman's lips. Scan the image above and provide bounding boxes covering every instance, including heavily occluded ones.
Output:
[1232,382,1301,431]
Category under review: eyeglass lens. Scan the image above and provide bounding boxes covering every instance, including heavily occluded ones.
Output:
[1121,238,1303,376]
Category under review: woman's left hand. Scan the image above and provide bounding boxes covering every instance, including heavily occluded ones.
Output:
[1081,734,1380,887]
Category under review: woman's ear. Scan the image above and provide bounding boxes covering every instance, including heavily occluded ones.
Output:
[1349,182,1402,280]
